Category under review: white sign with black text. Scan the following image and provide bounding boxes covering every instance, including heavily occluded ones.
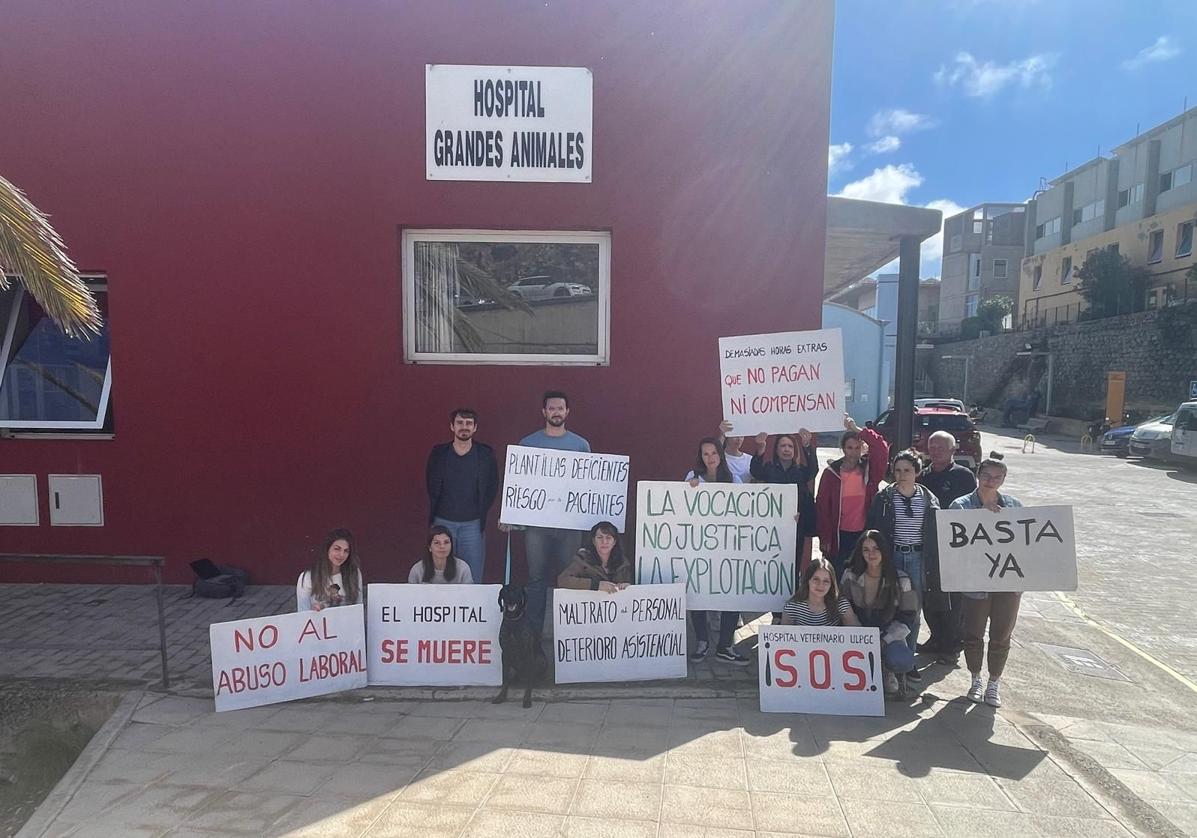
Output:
[719,328,846,435]
[758,624,884,716]
[426,64,592,182]
[366,584,503,687]
[553,584,688,683]
[210,605,367,712]
[936,505,1077,592]
[499,445,629,532]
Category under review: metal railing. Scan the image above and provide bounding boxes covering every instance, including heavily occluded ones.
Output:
[0,553,169,687]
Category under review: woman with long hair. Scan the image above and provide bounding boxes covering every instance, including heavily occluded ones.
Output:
[296,527,363,611]
[684,437,749,665]
[839,530,918,697]
[558,520,633,591]
[950,455,1023,709]
[751,429,819,571]
[866,449,940,683]
[408,525,474,583]
[780,556,859,627]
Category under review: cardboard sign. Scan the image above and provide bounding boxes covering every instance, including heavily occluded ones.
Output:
[634,481,799,611]
[366,584,502,686]
[553,584,687,683]
[426,64,592,183]
[936,505,1077,592]
[499,445,629,532]
[719,328,846,435]
[758,624,884,716]
[210,605,367,712]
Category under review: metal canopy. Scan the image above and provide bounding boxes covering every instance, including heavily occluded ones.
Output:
[823,196,942,296]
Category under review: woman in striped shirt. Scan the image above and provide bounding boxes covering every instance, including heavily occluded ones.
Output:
[780,557,859,627]
[866,450,940,677]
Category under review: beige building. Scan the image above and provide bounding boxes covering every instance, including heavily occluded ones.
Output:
[1020,107,1197,328]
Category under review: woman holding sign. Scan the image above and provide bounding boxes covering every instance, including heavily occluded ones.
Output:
[296,528,363,611]
[780,557,859,627]
[866,449,940,682]
[408,525,474,584]
[751,430,818,571]
[684,438,751,665]
[558,521,633,592]
[949,455,1023,709]
[839,530,919,697]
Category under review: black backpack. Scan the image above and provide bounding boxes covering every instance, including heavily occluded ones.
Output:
[190,559,250,599]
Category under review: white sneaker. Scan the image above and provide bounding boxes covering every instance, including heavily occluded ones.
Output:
[967,674,984,703]
[884,672,899,695]
[689,641,709,663]
[984,679,1002,708]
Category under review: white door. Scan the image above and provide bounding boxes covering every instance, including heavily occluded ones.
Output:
[1172,407,1197,461]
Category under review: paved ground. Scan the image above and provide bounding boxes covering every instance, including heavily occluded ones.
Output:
[6,426,1197,836]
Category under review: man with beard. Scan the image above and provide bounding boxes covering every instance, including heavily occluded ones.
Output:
[514,391,591,636]
[425,407,499,583]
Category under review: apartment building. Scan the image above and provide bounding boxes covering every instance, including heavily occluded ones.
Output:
[939,204,1027,329]
[1020,108,1197,328]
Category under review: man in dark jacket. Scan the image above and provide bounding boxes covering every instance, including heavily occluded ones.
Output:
[815,414,890,579]
[426,407,499,583]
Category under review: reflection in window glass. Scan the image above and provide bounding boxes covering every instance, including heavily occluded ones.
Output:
[0,284,111,427]
[406,232,608,363]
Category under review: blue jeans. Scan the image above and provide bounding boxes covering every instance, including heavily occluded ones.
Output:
[524,527,581,636]
[833,530,863,581]
[891,548,924,653]
[690,611,739,650]
[882,638,915,674]
[433,518,485,583]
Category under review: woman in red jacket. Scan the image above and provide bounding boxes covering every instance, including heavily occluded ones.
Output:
[816,414,890,581]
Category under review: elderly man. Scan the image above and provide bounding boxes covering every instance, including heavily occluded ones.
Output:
[917,431,977,663]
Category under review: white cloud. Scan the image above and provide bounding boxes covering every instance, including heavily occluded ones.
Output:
[867,109,934,138]
[866,135,901,154]
[1121,36,1181,70]
[919,199,967,276]
[836,164,923,204]
[934,51,1057,97]
[828,142,853,177]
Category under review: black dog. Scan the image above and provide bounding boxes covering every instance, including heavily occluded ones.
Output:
[493,584,546,709]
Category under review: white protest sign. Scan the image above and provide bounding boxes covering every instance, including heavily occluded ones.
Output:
[210,605,366,712]
[366,584,502,686]
[553,584,687,683]
[634,481,798,611]
[936,505,1077,592]
[499,445,629,531]
[758,624,883,716]
[426,64,592,182]
[719,328,846,435]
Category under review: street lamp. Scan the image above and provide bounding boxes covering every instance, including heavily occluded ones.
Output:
[1015,349,1055,416]
[940,355,970,404]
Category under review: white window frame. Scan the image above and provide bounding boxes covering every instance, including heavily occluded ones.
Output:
[401,229,611,366]
[1060,256,1072,285]
[0,277,113,430]
[1148,229,1164,264]
[1177,221,1194,259]
[1173,164,1192,190]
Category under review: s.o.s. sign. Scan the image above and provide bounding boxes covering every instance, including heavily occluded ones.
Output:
[757,625,883,716]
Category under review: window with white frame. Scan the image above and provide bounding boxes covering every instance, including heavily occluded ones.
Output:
[1131,183,1144,205]
[1061,256,1072,284]
[968,254,981,290]
[1032,265,1043,291]
[993,259,1008,279]
[1036,217,1061,239]
[1173,164,1192,190]
[402,230,610,365]
[964,293,979,318]
[1148,229,1164,263]
[1177,221,1194,258]
[0,276,112,431]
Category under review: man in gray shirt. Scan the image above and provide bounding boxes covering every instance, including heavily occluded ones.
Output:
[512,390,590,636]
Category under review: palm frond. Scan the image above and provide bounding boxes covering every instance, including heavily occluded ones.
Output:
[0,175,102,339]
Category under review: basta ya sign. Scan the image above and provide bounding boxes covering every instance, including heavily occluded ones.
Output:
[210,605,367,712]
[757,625,883,716]
[936,505,1077,592]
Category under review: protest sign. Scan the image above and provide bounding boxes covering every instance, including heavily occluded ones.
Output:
[719,328,846,435]
[210,605,366,712]
[634,481,798,611]
[366,584,502,686]
[757,624,883,716]
[553,584,687,683]
[499,445,629,531]
[936,505,1077,592]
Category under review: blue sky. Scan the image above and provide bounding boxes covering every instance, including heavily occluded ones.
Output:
[829,0,1196,277]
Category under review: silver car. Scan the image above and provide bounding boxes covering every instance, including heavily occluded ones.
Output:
[1128,413,1175,460]
[507,275,593,302]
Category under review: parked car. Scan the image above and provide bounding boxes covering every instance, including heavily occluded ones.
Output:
[914,398,965,413]
[1171,401,1197,469]
[869,407,983,469]
[506,275,593,301]
[1128,413,1176,460]
[1100,423,1136,457]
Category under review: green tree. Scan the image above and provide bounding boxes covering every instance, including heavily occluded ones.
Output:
[1075,249,1150,319]
[976,295,1014,333]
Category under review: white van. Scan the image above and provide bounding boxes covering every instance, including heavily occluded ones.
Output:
[1171,401,1197,467]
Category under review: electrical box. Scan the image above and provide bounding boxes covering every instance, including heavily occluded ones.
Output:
[47,475,104,526]
[0,475,39,526]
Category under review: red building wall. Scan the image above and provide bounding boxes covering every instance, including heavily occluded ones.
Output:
[0,1,834,584]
